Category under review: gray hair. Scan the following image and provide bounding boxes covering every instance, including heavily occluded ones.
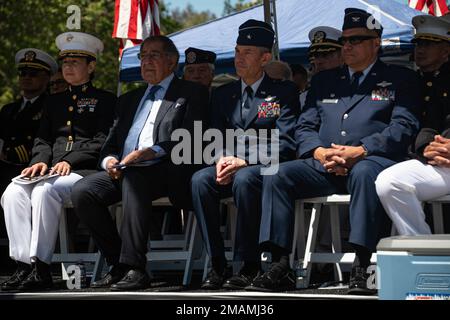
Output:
[264,60,293,81]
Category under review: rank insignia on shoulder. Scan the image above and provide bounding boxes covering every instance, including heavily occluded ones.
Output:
[258,101,280,118]
[376,81,392,88]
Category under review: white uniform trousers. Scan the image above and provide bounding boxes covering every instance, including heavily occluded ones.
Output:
[1,173,83,264]
[375,159,450,235]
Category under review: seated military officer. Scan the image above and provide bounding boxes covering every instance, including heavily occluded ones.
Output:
[183,47,216,89]
[191,19,299,290]
[376,15,450,235]
[308,26,343,75]
[0,32,116,291]
[253,8,421,294]
[0,49,58,223]
[300,26,344,106]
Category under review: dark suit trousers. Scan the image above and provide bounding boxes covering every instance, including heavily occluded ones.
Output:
[191,165,263,262]
[71,162,168,269]
[259,158,391,253]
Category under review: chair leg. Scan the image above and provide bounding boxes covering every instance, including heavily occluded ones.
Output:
[290,200,301,268]
[432,203,445,234]
[91,252,105,284]
[297,202,322,289]
[182,213,197,286]
[59,207,69,254]
[329,205,343,284]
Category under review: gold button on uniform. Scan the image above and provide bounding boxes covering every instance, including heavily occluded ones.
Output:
[72,95,77,100]
[424,96,430,101]
[68,136,73,141]
[444,92,448,97]
[27,136,32,140]
[426,81,432,87]
[68,106,74,112]
[67,121,71,126]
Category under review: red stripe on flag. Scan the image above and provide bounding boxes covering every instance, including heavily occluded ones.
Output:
[127,0,139,39]
[112,0,121,37]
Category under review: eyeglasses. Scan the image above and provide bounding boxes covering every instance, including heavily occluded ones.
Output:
[19,69,41,77]
[49,79,67,86]
[338,35,378,46]
[137,51,166,60]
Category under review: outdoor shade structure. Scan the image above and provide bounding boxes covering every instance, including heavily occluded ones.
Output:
[119,0,422,82]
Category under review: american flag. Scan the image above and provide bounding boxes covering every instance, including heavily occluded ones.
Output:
[112,0,161,57]
[408,0,449,16]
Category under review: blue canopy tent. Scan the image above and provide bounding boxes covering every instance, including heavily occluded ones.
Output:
[119,0,422,83]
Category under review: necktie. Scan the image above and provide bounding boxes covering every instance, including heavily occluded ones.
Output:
[241,85,253,122]
[122,85,161,158]
[350,71,363,96]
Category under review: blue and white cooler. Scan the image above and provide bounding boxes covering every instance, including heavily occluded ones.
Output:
[377,235,450,300]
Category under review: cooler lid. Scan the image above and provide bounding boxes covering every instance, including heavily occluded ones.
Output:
[377,235,450,255]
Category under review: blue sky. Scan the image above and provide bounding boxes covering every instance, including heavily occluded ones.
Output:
[166,0,450,17]
[165,0,239,16]
[165,0,419,17]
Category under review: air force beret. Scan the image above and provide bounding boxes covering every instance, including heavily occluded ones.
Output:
[412,15,450,43]
[15,48,58,75]
[237,19,275,49]
[56,32,104,60]
[342,8,383,36]
[185,47,216,65]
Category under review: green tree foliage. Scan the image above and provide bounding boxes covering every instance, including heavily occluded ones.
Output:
[223,0,263,16]
[172,4,216,29]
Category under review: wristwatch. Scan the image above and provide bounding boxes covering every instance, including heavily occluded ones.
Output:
[361,144,369,158]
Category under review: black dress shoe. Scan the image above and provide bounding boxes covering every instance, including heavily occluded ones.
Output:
[91,265,127,288]
[201,266,232,290]
[245,262,295,292]
[1,263,32,291]
[348,266,377,296]
[19,265,53,291]
[110,269,151,291]
[223,269,260,290]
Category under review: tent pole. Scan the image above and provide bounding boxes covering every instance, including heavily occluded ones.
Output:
[264,0,280,61]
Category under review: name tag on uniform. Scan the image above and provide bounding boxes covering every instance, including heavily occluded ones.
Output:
[322,99,339,104]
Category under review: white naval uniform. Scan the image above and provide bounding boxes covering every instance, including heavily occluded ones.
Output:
[375,159,450,235]
[1,173,83,264]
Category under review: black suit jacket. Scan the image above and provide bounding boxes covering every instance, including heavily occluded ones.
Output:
[100,75,209,208]
[0,94,47,164]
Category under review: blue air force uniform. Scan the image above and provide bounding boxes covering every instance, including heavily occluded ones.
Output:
[191,20,300,272]
[259,58,421,253]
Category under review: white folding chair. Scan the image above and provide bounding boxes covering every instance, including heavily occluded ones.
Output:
[296,194,360,289]
[113,197,202,286]
[52,202,104,285]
